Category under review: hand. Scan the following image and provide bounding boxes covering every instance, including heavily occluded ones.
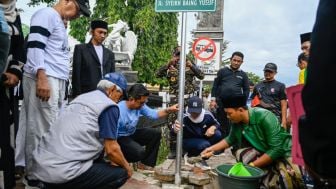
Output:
[36,70,50,102]
[3,72,19,87]
[168,104,179,113]
[126,165,133,178]
[169,65,178,71]
[186,60,193,68]
[173,120,181,133]
[168,58,178,68]
[281,120,287,130]
[201,147,214,159]
[205,126,216,137]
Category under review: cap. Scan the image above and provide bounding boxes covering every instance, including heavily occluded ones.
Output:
[222,95,247,108]
[300,32,311,44]
[103,72,128,93]
[76,0,91,17]
[263,62,277,72]
[187,96,203,114]
[91,20,108,30]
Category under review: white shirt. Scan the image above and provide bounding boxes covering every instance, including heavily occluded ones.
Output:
[94,44,103,76]
[24,7,69,80]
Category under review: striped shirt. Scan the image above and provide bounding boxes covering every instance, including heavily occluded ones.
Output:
[24,7,69,80]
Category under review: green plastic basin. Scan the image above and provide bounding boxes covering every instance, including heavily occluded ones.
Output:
[216,164,265,189]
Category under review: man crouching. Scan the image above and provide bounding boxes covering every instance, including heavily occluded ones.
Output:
[31,72,131,189]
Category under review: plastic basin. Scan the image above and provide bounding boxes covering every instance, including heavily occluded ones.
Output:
[216,164,265,189]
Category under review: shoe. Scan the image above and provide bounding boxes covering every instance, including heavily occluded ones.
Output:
[186,156,202,164]
[15,166,25,180]
[195,160,211,171]
[22,176,46,189]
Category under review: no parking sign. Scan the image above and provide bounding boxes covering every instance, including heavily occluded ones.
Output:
[192,37,217,61]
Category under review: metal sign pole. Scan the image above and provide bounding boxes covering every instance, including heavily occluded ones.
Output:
[175,11,187,186]
[199,80,203,98]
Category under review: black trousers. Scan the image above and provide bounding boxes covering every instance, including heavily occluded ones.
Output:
[215,99,231,137]
[117,128,161,167]
[0,85,15,189]
[45,162,128,189]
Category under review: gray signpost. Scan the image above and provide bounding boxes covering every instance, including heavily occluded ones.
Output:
[155,0,216,12]
[155,0,216,186]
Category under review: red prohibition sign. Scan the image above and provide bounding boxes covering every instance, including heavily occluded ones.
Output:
[192,37,217,61]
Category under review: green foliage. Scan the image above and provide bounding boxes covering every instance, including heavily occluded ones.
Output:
[246,72,262,84]
[68,0,179,85]
[203,84,211,93]
[69,17,90,43]
[27,0,55,6]
[21,24,30,37]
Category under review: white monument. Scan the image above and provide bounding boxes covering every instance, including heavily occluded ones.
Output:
[104,20,138,83]
[104,20,138,67]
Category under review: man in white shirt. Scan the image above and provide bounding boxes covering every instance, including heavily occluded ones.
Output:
[20,0,90,187]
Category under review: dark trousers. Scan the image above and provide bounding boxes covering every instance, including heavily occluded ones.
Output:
[118,128,161,167]
[215,99,231,137]
[0,86,15,189]
[183,130,222,157]
[45,163,128,189]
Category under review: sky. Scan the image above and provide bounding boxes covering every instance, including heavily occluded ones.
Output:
[178,0,319,86]
[17,0,319,86]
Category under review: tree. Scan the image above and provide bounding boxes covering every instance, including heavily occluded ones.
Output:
[246,72,262,84]
[27,0,179,85]
[71,0,179,85]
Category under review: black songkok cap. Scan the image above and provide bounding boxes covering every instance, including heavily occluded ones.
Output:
[91,20,108,30]
[222,95,247,108]
[300,32,311,44]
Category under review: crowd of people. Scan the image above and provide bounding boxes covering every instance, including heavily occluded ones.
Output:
[0,0,335,188]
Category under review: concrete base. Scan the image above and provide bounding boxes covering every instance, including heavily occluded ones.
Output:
[115,64,138,84]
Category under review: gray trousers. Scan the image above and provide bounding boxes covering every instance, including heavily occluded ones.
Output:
[20,75,66,179]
